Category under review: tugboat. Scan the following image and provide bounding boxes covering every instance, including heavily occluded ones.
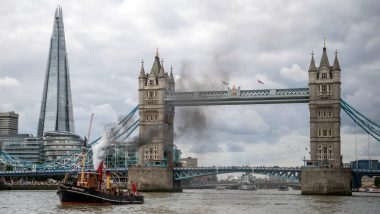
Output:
[57,138,143,205]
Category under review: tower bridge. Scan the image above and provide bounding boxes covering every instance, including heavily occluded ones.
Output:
[129,45,379,194]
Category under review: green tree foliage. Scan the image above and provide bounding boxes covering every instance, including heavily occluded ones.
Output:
[374,177,380,188]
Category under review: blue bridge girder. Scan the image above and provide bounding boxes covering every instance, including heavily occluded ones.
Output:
[165,88,309,106]
[0,167,129,177]
[173,166,302,181]
[2,166,380,184]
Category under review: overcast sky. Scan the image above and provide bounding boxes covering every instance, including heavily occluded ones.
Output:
[0,0,379,166]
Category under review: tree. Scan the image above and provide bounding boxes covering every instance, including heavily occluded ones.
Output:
[374,177,380,188]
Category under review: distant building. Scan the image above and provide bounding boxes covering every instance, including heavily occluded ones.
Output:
[0,134,41,163]
[43,131,82,161]
[0,112,19,135]
[37,6,75,138]
[181,157,198,167]
[351,159,379,170]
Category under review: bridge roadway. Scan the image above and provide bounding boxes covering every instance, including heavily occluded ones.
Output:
[165,88,309,106]
[1,166,380,187]
[0,166,304,180]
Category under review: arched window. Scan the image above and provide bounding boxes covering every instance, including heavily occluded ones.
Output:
[323,129,327,137]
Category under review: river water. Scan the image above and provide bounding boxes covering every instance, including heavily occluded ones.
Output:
[0,189,379,214]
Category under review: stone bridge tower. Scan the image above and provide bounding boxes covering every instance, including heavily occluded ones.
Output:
[308,45,342,168]
[302,44,351,195]
[129,50,176,191]
[137,50,175,167]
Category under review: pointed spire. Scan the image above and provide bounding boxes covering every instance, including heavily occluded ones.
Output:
[332,50,341,71]
[158,59,165,77]
[170,66,174,79]
[150,49,161,76]
[139,59,146,77]
[319,40,330,68]
[308,51,317,72]
[156,47,159,58]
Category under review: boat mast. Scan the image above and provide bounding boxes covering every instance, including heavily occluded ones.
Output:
[80,113,95,184]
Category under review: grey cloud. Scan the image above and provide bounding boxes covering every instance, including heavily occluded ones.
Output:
[0,0,379,165]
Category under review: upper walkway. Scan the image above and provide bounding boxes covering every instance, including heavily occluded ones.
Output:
[165,88,309,106]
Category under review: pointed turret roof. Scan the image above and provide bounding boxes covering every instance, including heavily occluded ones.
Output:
[319,44,330,68]
[150,49,161,76]
[308,51,317,72]
[139,59,146,78]
[158,59,165,77]
[169,66,174,80]
[332,50,341,71]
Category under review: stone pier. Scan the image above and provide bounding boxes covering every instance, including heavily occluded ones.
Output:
[128,166,180,192]
[301,167,352,195]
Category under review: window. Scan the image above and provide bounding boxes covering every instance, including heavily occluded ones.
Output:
[318,111,321,118]
[322,85,327,92]
[149,80,155,86]
[323,147,328,159]
[329,129,332,137]
[148,91,154,97]
[318,130,321,137]
[321,73,327,79]
[323,129,327,137]
[328,111,332,117]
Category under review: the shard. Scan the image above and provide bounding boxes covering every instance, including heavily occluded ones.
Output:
[37,6,74,137]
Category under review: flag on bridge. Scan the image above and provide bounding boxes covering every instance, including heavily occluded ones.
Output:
[222,81,229,86]
[258,79,264,84]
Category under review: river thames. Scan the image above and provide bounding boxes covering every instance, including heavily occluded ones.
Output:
[0,189,379,214]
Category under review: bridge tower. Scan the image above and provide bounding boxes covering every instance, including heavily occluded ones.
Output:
[308,45,342,168]
[128,50,177,191]
[302,44,351,195]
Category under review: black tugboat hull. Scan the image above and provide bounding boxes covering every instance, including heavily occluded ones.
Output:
[57,184,144,205]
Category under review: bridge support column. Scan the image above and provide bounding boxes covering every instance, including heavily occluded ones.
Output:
[301,167,352,195]
[128,166,181,192]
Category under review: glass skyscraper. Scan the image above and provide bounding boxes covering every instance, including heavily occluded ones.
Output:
[37,6,74,137]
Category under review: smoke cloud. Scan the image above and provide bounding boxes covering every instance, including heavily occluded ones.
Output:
[174,58,234,154]
[91,111,139,169]
[92,126,113,170]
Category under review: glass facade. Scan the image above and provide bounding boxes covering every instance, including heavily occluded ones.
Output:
[105,141,138,168]
[0,134,42,163]
[351,160,380,170]
[43,131,82,161]
[37,6,74,137]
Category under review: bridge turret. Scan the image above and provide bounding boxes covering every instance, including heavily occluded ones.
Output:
[332,51,341,82]
[138,60,146,90]
[308,52,317,83]
[158,60,167,88]
[168,66,175,93]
